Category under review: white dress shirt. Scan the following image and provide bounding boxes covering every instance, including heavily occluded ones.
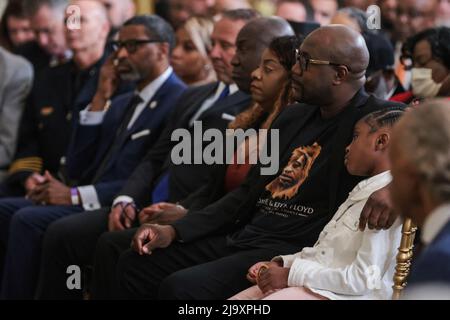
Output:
[275,171,403,300]
[76,67,173,211]
[113,81,238,208]
[188,82,238,127]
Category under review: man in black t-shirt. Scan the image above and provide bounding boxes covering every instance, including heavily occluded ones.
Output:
[95,25,404,300]
[229,111,347,252]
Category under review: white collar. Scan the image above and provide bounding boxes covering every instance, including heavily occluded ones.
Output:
[217,82,239,96]
[136,66,173,104]
[229,83,239,95]
[347,171,392,202]
[422,203,450,245]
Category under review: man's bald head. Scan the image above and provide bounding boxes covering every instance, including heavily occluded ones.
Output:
[231,17,294,92]
[240,16,295,49]
[302,24,369,77]
[66,0,110,54]
[291,25,369,109]
[70,0,109,23]
[95,0,136,29]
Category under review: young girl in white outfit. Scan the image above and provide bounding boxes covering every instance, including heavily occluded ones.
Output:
[230,107,405,300]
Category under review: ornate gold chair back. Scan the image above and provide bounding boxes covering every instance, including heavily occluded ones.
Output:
[392,218,417,299]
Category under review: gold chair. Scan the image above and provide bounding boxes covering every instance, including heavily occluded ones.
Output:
[392,218,417,299]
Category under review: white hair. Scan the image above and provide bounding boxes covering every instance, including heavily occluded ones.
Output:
[399,99,450,202]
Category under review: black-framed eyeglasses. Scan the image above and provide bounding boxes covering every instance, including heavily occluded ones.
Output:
[295,49,353,75]
[111,39,162,54]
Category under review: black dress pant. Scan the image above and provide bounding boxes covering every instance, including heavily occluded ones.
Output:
[35,208,127,299]
[93,234,281,300]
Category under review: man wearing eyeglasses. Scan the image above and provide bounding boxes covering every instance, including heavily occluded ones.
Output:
[104,25,405,300]
[36,9,260,300]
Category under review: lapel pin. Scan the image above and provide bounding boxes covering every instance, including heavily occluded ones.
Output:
[149,101,158,109]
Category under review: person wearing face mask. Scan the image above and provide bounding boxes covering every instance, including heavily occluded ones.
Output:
[329,7,404,101]
[391,27,450,104]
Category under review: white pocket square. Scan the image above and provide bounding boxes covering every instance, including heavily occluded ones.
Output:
[222,113,236,121]
[131,129,151,140]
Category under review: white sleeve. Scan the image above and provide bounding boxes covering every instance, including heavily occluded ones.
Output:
[79,105,106,125]
[287,226,400,296]
[77,185,101,211]
[112,196,134,208]
[275,253,304,268]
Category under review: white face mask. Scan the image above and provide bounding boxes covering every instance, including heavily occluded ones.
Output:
[411,68,443,98]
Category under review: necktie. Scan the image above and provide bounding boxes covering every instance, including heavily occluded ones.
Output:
[218,85,230,101]
[92,94,143,183]
[115,94,143,138]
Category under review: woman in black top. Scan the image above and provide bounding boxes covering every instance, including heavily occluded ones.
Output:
[138,35,301,225]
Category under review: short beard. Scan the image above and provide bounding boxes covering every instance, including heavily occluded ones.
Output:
[119,70,141,82]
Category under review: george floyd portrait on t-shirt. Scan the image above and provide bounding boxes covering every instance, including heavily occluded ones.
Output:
[266,142,322,200]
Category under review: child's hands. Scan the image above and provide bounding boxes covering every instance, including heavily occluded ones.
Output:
[257,265,290,294]
[246,261,281,284]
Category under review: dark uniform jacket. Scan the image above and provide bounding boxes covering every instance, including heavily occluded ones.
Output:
[0,53,109,196]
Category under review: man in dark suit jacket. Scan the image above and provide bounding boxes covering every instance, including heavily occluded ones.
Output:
[35,9,263,300]
[389,99,450,293]
[99,25,403,300]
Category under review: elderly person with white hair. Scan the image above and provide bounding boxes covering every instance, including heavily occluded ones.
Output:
[389,99,450,292]
[171,16,217,86]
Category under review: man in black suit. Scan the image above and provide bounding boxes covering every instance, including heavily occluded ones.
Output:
[35,8,265,300]
[103,25,403,300]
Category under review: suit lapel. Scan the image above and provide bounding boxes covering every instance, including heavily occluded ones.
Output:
[73,67,99,110]
[53,63,73,116]
[197,90,250,121]
[121,73,177,142]
[178,82,219,128]
[97,93,134,162]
